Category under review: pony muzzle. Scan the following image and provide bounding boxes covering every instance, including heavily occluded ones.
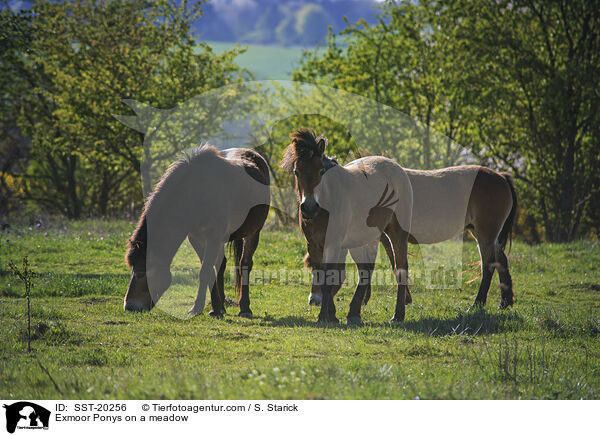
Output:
[300,194,320,219]
[123,269,156,312]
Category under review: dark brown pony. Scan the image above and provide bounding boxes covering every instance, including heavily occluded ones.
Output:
[124,146,270,317]
[282,128,413,324]
[305,164,518,310]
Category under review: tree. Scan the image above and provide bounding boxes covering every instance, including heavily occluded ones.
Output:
[443,0,600,241]
[0,6,35,218]
[2,0,244,218]
[293,2,471,170]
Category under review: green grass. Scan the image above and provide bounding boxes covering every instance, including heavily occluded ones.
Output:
[1,220,599,399]
[208,41,309,80]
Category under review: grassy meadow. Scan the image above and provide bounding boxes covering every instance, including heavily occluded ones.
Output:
[0,220,599,399]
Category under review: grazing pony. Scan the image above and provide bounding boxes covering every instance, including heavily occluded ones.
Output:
[307,165,518,310]
[281,128,413,324]
[124,146,270,317]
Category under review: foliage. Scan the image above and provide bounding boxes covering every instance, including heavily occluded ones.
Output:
[440,0,600,242]
[293,4,471,170]
[1,0,243,218]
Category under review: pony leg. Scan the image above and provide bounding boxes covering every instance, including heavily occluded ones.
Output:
[385,216,409,324]
[473,242,497,307]
[308,268,323,306]
[319,246,345,324]
[347,243,378,325]
[329,263,346,320]
[307,249,346,306]
[189,239,223,316]
[497,249,514,309]
[346,262,373,324]
[381,234,412,305]
[213,256,227,316]
[189,236,226,317]
[305,242,324,306]
[238,231,260,318]
[318,263,345,324]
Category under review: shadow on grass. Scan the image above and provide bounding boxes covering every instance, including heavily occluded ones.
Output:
[263,315,318,328]
[262,308,524,335]
[566,282,600,293]
[384,308,523,336]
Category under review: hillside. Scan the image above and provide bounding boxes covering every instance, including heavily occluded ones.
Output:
[209,42,309,80]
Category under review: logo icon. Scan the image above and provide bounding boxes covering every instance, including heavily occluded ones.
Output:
[3,402,50,434]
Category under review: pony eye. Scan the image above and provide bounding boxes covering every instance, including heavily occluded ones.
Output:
[319,168,325,176]
[293,170,299,177]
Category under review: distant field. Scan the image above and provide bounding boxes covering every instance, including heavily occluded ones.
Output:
[208,41,313,80]
[1,220,599,399]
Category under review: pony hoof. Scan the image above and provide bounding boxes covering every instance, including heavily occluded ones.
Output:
[238,311,253,318]
[498,300,513,310]
[317,316,339,325]
[209,310,224,319]
[308,295,322,306]
[389,316,404,325]
[468,301,485,313]
[188,307,203,316]
[346,316,362,326]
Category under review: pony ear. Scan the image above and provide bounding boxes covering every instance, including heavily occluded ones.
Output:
[317,137,327,155]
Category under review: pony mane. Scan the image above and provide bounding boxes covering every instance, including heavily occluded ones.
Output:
[126,213,147,268]
[125,144,222,268]
[280,127,327,172]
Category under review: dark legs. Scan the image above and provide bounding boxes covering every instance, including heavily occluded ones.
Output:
[380,234,412,305]
[385,216,410,323]
[346,262,375,325]
[188,230,264,319]
[473,243,496,307]
[317,246,346,324]
[345,243,377,325]
[475,242,497,307]
[473,240,514,309]
[188,236,227,318]
[497,250,514,308]
[209,256,227,317]
[318,268,337,324]
[317,263,346,324]
[236,232,260,318]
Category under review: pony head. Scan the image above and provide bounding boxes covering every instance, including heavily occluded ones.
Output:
[123,214,153,311]
[281,127,328,219]
[123,213,172,311]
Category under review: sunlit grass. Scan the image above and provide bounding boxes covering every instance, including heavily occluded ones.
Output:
[0,220,598,399]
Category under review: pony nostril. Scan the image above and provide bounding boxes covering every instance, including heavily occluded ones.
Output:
[301,201,319,218]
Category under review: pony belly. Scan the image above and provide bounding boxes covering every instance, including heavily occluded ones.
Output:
[408,223,465,245]
[340,224,382,250]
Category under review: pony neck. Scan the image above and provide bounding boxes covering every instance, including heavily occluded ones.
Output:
[143,198,189,271]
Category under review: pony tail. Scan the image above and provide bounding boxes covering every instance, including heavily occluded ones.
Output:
[232,239,244,298]
[498,173,518,251]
